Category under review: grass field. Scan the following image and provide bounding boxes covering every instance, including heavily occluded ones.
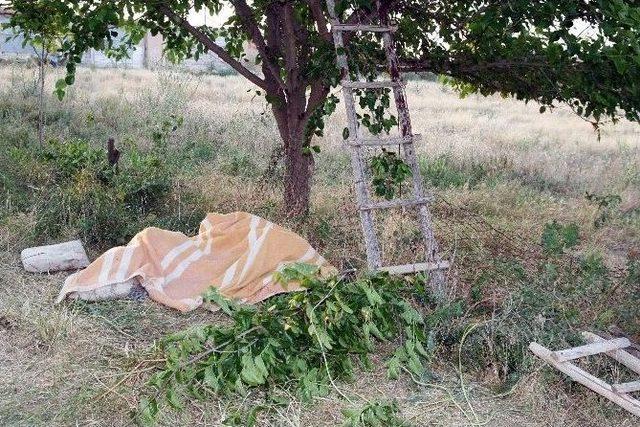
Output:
[0,64,639,426]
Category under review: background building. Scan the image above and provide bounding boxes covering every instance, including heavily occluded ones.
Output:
[0,8,236,74]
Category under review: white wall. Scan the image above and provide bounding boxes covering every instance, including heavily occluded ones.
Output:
[81,29,146,69]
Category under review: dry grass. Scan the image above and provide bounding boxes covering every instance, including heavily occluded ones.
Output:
[0,65,639,426]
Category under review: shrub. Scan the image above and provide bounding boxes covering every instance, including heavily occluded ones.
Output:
[31,139,174,246]
[0,137,206,248]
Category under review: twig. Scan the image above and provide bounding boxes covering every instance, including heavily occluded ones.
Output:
[186,326,262,366]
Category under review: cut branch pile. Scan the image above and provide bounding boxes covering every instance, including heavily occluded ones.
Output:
[138,264,431,424]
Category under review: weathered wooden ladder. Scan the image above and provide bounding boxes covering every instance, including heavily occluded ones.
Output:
[326,1,449,289]
[530,332,640,417]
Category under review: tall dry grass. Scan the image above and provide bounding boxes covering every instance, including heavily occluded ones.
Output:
[0,64,638,426]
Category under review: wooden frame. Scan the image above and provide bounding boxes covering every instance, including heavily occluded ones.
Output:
[530,331,640,417]
[325,0,447,293]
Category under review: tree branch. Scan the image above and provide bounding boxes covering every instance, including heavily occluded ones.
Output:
[303,81,331,122]
[155,4,268,91]
[307,0,332,43]
[282,3,300,95]
[230,0,287,93]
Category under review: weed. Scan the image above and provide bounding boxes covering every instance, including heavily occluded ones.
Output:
[585,192,622,227]
[541,220,580,256]
[419,155,509,189]
[218,146,260,177]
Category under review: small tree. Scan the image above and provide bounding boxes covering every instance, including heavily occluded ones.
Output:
[3,0,639,215]
[2,2,69,145]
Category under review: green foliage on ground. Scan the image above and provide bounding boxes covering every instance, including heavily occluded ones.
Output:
[342,400,410,427]
[136,222,640,424]
[139,265,431,424]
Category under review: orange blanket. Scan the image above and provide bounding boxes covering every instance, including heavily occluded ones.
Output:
[56,212,330,311]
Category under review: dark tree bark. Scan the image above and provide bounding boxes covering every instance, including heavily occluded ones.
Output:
[272,100,315,216]
[159,1,332,216]
[283,135,314,216]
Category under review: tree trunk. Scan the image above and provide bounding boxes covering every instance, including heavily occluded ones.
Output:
[283,135,314,216]
[38,45,46,146]
[273,104,315,217]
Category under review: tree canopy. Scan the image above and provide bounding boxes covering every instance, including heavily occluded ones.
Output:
[3,0,639,213]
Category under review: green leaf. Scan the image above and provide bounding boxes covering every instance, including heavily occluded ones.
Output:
[240,353,265,386]
[138,397,159,426]
[166,388,183,410]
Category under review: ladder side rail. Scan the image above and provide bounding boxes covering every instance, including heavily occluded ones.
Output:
[582,332,640,376]
[327,0,382,269]
[378,12,446,289]
[530,342,640,417]
[379,28,445,290]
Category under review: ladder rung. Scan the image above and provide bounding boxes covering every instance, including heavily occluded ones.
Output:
[332,23,397,33]
[582,332,640,376]
[378,261,450,275]
[612,380,640,394]
[552,338,631,363]
[360,197,432,211]
[349,134,421,147]
[342,80,404,89]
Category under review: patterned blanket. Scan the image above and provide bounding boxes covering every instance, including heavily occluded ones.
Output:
[56,212,330,311]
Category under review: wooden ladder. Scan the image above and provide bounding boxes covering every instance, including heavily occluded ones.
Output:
[326,1,448,290]
[530,332,640,416]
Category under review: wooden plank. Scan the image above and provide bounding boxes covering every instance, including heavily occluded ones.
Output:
[612,380,640,394]
[378,261,450,275]
[552,338,631,363]
[583,332,640,376]
[607,326,640,359]
[341,80,404,89]
[529,342,640,417]
[360,197,433,211]
[348,134,421,147]
[331,23,397,32]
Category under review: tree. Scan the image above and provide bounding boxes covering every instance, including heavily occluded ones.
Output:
[2,2,70,145]
[3,0,639,215]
